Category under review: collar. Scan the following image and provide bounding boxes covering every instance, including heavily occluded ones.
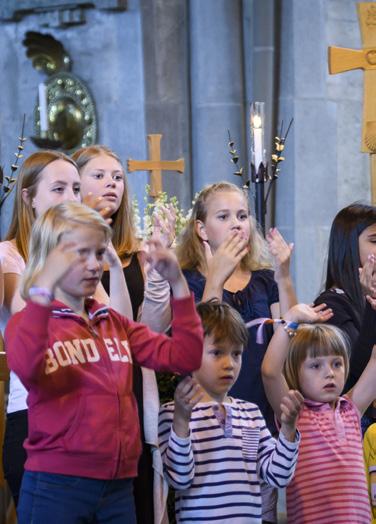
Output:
[51,298,110,322]
[303,396,349,412]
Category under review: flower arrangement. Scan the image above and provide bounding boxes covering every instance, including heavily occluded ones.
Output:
[132,184,190,240]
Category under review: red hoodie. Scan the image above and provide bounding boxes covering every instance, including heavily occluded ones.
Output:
[5,294,203,479]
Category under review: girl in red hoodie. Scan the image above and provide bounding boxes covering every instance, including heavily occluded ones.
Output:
[5,201,203,524]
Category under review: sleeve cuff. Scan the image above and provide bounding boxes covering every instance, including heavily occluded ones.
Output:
[171,427,191,445]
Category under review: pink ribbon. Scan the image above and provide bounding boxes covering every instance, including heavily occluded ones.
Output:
[245,317,284,344]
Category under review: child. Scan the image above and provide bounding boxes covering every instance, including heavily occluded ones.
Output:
[159,300,302,523]
[5,201,204,524]
[0,150,129,507]
[262,302,376,523]
[314,203,376,432]
[176,182,296,431]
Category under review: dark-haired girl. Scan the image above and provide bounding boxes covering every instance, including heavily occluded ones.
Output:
[314,202,376,430]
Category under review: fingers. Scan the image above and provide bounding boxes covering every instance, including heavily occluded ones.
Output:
[175,377,204,407]
[280,389,304,419]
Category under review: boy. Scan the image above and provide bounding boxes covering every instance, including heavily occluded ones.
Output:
[158,300,303,523]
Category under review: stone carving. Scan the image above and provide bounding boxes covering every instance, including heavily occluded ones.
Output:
[0,1,126,24]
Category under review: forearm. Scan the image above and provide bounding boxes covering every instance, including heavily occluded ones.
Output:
[108,264,133,318]
[162,428,195,490]
[139,268,172,332]
[259,430,300,487]
[202,274,224,301]
[130,294,204,374]
[276,275,297,315]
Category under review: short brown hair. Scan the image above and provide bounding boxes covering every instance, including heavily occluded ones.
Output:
[196,299,248,349]
[284,324,350,390]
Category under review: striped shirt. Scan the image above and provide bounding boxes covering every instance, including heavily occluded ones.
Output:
[286,397,371,523]
[158,398,300,523]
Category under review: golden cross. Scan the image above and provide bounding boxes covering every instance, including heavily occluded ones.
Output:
[328,2,376,204]
[127,134,185,197]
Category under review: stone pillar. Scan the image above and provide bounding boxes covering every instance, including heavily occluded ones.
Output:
[140,0,191,211]
[276,0,369,302]
[189,0,246,193]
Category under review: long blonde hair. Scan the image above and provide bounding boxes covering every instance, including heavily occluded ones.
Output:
[176,182,271,272]
[72,145,139,259]
[21,201,112,300]
[5,151,78,261]
[284,324,350,391]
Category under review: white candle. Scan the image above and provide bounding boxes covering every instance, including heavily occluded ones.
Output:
[38,83,48,133]
[253,116,263,168]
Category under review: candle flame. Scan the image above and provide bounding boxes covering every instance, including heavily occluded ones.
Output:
[253,115,262,129]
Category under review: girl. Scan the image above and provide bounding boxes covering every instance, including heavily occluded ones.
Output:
[0,150,128,507]
[314,203,376,428]
[73,144,171,524]
[261,302,376,523]
[0,150,81,506]
[5,201,203,524]
[176,182,296,431]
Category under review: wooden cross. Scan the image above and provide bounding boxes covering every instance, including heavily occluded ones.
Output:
[328,2,376,204]
[127,134,185,197]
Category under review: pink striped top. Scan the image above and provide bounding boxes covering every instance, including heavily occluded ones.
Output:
[286,397,371,523]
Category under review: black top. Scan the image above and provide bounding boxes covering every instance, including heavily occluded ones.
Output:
[314,288,376,394]
[101,253,144,321]
[183,268,279,431]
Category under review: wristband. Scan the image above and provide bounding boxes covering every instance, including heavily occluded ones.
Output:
[29,286,54,303]
[283,321,299,337]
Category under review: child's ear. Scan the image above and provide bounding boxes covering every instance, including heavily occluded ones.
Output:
[195,219,208,242]
[21,188,33,208]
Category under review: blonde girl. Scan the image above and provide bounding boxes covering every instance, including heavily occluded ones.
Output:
[5,201,203,524]
[176,182,296,429]
[262,302,376,523]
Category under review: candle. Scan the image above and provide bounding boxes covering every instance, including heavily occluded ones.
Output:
[38,83,48,134]
[252,115,263,168]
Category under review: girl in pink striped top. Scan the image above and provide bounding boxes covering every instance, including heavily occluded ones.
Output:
[262,302,376,523]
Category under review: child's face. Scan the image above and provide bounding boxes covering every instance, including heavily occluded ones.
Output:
[79,154,125,216]
[57,225,107,299]
[298,354,346,406]
[193,334,242,403]
[29,160,81,217]
[358,223,376,267]
[195,191,251,252]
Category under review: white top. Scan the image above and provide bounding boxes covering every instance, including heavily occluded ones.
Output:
[0,240,28,413]
[159,398,300,523]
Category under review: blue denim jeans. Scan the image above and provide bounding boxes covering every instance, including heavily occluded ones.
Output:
[18,471,137,524]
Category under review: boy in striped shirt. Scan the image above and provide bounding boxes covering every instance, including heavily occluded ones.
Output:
[158,300,302,523]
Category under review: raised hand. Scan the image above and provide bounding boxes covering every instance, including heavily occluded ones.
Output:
[150,204,177,248]
[82,192,112,224]
[359,254,376,310]
[173,376,205,437]
[103,241,122,269]
[284,303,333,324]
[204,231,249,285]
[144,239,189,299]
[33,242,84,294]
[279,389,304,441]
[266,227,294,282]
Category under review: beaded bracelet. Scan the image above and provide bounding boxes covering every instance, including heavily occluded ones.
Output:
[245,317,299,343]
[283,321,299,338]
[29,286,54,303]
